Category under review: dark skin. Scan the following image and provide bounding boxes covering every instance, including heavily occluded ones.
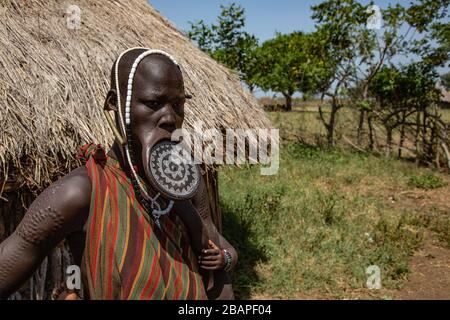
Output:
[0,51,237,300]
[189,167,237,299]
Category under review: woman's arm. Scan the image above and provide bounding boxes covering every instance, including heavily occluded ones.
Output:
[0,167,91,299]
[173,200,210,256]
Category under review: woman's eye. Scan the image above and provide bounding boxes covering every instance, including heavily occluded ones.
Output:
[146,101,160,109]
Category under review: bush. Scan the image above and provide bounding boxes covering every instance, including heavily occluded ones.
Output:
[286,143,320,159]
[408,172,448,190]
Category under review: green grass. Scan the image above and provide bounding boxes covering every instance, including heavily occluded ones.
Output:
[219,140,448,299]
[408,172,448,189]
[441,108,450,123]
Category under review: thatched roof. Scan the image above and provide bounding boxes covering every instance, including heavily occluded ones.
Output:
[0,0,271,191]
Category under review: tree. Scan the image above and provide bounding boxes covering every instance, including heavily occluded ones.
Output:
[254,33,298,111]
[254,32,327,111]
[441,72,450,91]
[186,20,214,54]
[370,63,444,162]
[312,0,450,147]
[187,3,260,91]
[408,0,450,68]
[362,0,450,151]
[233,35,260,93]
[432,21,450,67]
[311,0,368,146]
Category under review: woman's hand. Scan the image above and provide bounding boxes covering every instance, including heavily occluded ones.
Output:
[198,240,225,270]
[56,291,80,300]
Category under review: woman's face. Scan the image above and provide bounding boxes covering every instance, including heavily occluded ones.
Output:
[124,54,186,188]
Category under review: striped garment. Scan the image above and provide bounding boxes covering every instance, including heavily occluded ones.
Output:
[77,143,207,300]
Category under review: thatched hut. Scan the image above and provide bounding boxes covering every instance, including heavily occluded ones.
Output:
[0,0,271,299]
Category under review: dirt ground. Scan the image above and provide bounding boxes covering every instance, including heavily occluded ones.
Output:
[387,181,450,300]
[389,232,450,300]
[361,176,450,300]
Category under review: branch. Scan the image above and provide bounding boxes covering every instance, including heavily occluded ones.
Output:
[342,135,368,153]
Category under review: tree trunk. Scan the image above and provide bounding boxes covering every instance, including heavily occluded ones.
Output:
[357,109,365,146]
[357,87,370,146]
[386,126,393,157]
[398,110,406,159]
[327,101,339,147]
[414,112,421,164]
[420,111,428,163]
[427,114,438,163]
[282,92,293,112]
[368,112,375,151]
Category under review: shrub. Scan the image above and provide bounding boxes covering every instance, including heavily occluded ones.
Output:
[408,173,448,189]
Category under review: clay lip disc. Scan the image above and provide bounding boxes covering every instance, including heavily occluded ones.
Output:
[148,140,201,200]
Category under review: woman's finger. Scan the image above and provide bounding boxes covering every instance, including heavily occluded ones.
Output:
[202,249,220,255]
[200,265,220,270]
[208,240,220,250]
[201,254,221,261]
[200,260,221,266]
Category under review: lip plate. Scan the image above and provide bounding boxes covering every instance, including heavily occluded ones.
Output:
[147,140,201,200]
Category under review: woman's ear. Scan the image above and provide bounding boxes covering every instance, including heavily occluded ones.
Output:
[104,89,118,111]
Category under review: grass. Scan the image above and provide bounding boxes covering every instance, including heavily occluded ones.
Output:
[218,103,450,299]
[408,173,448,189]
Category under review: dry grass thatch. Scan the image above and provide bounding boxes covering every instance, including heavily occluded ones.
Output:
[0,0,271,191]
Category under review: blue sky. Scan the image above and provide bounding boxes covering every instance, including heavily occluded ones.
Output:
[149,0,403,41]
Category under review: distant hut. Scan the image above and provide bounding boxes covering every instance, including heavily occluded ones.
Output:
[0,0,271,299]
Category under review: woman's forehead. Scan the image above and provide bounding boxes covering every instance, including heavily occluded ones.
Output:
[133,57,184,96]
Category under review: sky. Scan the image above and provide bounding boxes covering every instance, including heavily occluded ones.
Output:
[149,0,403,41]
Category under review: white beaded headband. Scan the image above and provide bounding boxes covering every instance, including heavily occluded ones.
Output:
[114,48,180,215]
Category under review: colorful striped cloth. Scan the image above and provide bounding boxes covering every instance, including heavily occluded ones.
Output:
[78,143,207,300]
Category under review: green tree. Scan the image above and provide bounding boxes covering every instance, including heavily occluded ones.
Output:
[312,0,450,147]
[187,3,260,91]
[311,0,368,146]
[370,63,443,160]
[187,20,214,53]
[254,32,328,111]
[408,0,450,68]
[235,35,260,93]
[441,72,450,90]
[431,22,450,67]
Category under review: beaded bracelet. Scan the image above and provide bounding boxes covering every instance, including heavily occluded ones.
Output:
[222,249,233,272]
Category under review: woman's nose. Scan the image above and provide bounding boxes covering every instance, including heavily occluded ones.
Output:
[157,104,177,132]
